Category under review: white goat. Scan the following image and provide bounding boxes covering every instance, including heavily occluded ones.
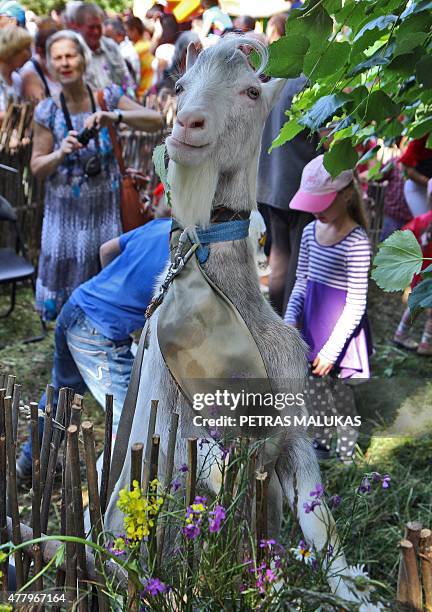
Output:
[105,36,356,601]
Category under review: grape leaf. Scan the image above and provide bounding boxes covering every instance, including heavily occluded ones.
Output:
[349,41,396,76]
[408,278,432,314]
[265,35,309,78]
[371,230,424,291]
[303,42,351,81]
[394,32,428,57]
[416,56,432,88]
[323,138,358,178]
[299,93,349,131]
[409,118,432,139]
[269,118,304,150]
[364,91,401,123]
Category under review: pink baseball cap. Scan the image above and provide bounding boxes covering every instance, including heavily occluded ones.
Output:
[289,154,354,214]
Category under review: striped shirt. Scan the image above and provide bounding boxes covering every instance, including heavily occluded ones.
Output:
[284,221,371,364]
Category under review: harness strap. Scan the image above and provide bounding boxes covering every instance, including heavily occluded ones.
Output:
[195,218,250,263]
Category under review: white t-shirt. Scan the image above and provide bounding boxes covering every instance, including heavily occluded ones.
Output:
[0,72,22,112]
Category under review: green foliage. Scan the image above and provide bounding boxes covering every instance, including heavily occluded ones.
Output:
[408,278,432,313]
[371,230,424,291]
[265,0,432,173]
[22,0,129,17]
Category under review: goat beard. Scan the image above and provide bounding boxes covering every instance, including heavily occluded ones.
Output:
[167,158,219,228]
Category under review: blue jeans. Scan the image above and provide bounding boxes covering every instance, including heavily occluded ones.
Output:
[22,299,134,460]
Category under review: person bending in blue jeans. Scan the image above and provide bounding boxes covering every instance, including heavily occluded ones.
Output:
[17,217,171,479]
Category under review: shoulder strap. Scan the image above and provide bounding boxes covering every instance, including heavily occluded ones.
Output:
[107,323,148,501]
[97,89,126,176]
[31,58,51,98]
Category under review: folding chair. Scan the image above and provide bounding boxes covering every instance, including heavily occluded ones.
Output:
[0,194,46,341]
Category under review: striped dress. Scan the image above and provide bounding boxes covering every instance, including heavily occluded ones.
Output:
[284,221,372,378]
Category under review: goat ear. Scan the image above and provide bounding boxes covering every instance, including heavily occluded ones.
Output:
[262,78,287,108]
[186,41,199,72]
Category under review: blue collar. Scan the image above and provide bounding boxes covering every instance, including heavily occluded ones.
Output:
[195,218,250,263]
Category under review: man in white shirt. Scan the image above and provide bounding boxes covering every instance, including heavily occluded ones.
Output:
[73,3,135,97]
[104,18,141,86]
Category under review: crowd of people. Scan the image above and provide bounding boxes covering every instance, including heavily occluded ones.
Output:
[0,0,431,475]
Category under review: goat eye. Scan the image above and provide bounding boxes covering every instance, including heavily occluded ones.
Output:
[175,83,184,95]
[246,87,260,100]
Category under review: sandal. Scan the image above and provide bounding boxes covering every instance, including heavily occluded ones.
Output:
[393,333,419,351]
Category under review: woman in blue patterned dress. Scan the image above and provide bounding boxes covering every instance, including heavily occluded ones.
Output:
[31,30,163,320]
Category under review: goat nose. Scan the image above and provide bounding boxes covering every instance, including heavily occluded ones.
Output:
[177,111,206,130]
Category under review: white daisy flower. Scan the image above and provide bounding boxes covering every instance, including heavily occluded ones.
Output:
[344,564,375,602]
[290,542,316,567]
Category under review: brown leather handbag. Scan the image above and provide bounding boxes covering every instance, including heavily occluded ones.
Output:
[98,91,153,232]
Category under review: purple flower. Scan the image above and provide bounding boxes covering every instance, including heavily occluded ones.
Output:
[358,477,371,494]
[209,504,226,533]
[199,438,209,450]
[310,483,324,499]
[371,471,381,483]
[143,577,167,597]
[265,568,276,582]
[326,544,334,559]
[382,474,391,489]
[183,523,201,539]
[221,447,229,461]
[303,499,321,514]
[179,463,189,473]
[259,538,276,549]
[329,494,341,508]
[171,479,181,492]
[194,496,207,504]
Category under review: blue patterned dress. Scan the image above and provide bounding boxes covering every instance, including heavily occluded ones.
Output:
[34,84,123,320]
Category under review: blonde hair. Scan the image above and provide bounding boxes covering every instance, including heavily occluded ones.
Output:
[347,181,368,229]
[0,26,31,62]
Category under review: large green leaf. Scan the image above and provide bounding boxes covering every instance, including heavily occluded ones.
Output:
[303,41,351,81]
[408,279,432,314]
[323,138,358,178]
[285,4,333,49]
[364,90,401,123]
[371,230,424,291]
[352,15,397,55]
[299,94,349,131]
[349,41,396,76]
[415,56,432,88]
[409,118,432,139]
[269,118,304,150]
[394,32,428,57]
[265,35,309,78]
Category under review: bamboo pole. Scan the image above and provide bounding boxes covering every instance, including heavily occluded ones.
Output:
[41,387,67,534]
[156,412,179,570]
[5,518,127,588]
[67,425,87,608]
[186,438,197,506]
[149,435,160,485]
[100,394,113,518]
[406,521,423,551]
[256,469,269,556]
[0,389,7,591]
[142,400,158,492]
[130,443,144,489]
[39,385,54,493]
[4,396,24,588]
[11,383,21,443]
[420,529,432,612]
[6,375,15,398]
[30,402,43,591]
[397,539,422,611]
[81,421,109,612]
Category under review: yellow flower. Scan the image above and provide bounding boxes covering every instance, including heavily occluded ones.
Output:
[117,480,164,542]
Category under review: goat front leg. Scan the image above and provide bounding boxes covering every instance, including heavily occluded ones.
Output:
[276,439,359,603]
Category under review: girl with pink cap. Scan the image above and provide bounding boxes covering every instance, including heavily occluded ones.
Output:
[284,154,372,379]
